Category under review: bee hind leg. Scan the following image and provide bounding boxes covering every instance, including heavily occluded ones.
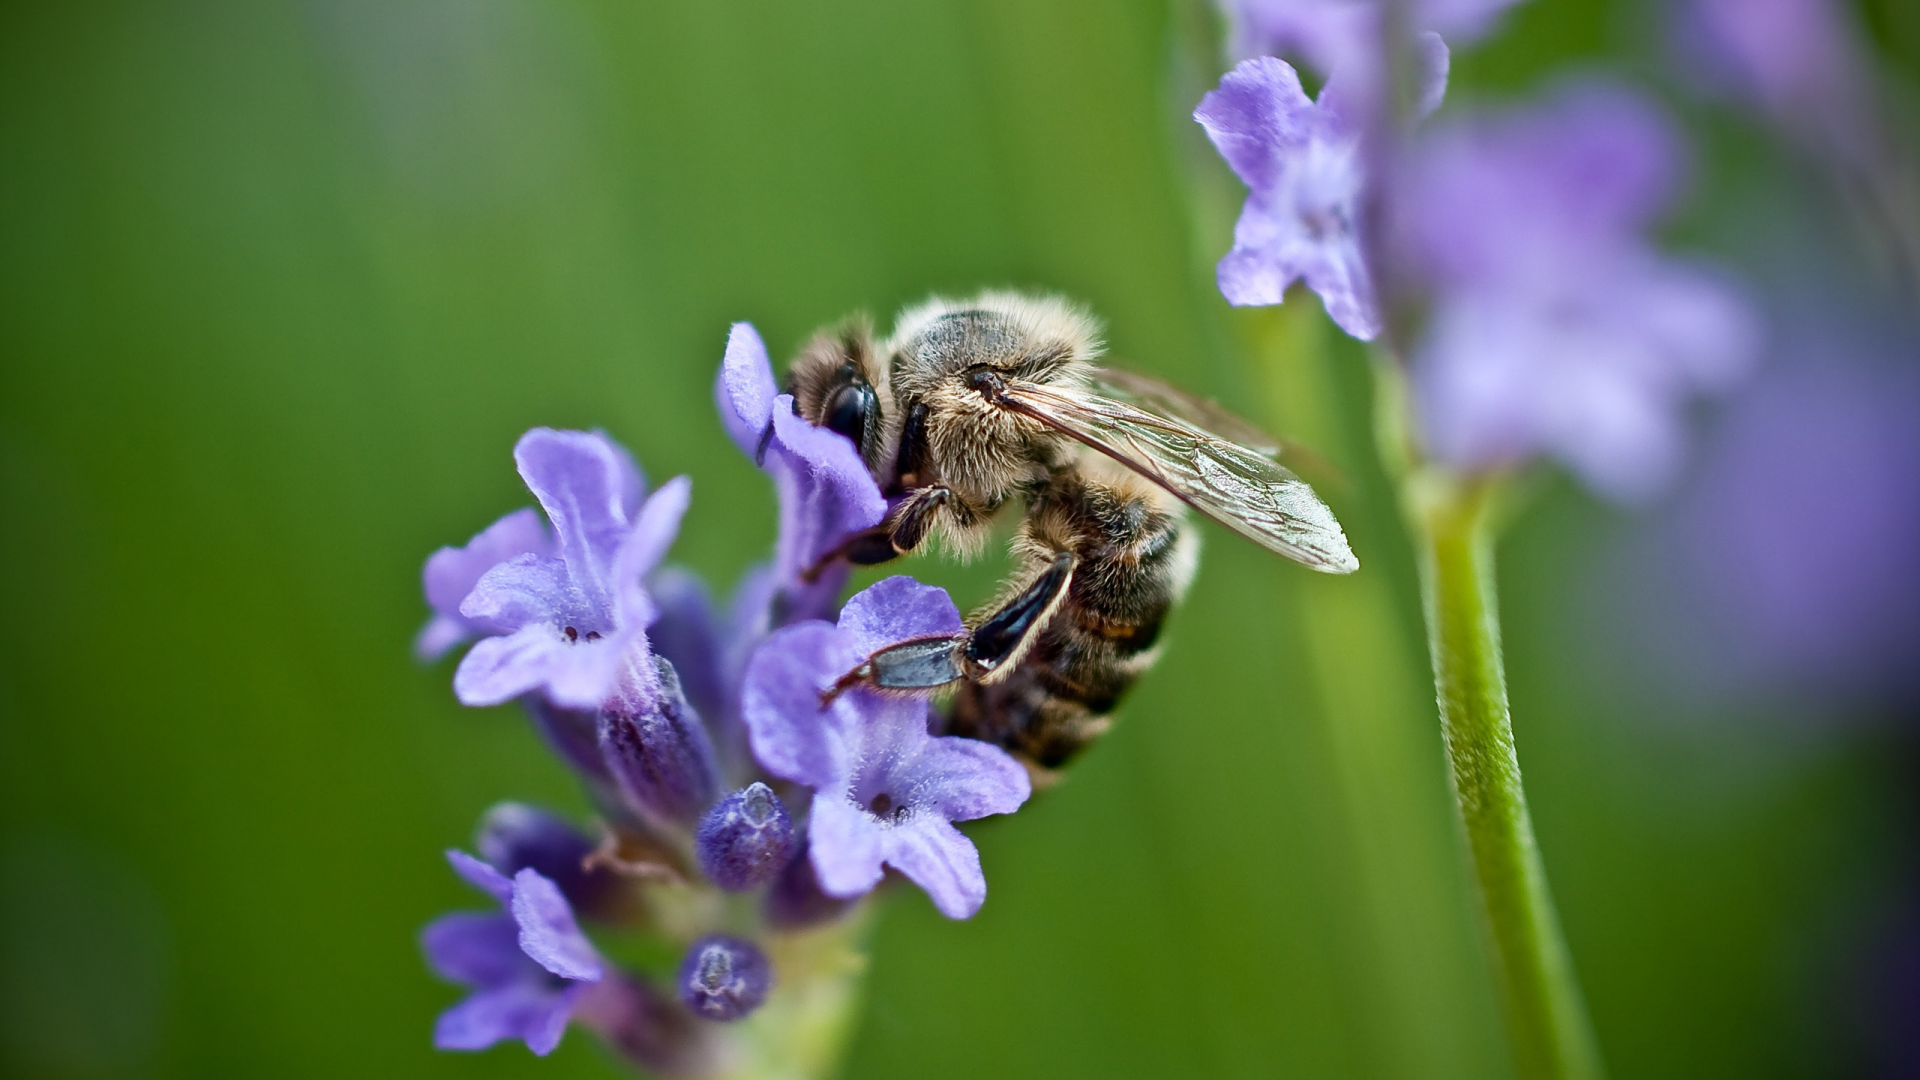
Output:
[822,551,1076,704]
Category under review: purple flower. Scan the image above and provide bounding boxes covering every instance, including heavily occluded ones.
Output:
[1196,51,1447,340]
[1397,83,1759,500]
[677,936,772,1022]
[422,851,604,1056]
[741,577,1031,919]
[453,428,691,710]
[415,508,552,661]
[715,322,887,624]
[1222,0,1522,70]
[1672,0,1865,130]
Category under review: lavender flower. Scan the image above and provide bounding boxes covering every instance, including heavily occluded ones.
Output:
[696,782,796,892]
[475,802,631,923]
[1221,0,1522,70]
[416,508,553,661]
[1195,50,1447,340]
[452,428,691,710]
[741,577,1031,919]
[1672,0,1864,130]
[716,322,888,623]
[422,851,604,1055]
[1397,83,1759,500]
[677,936,772,1022]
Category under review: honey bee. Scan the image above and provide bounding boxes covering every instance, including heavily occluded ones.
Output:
[788,292,1356,769]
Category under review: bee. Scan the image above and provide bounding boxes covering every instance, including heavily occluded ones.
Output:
[788,292,1356,770]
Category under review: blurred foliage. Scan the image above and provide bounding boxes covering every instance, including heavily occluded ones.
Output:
[0,1,1911,1078]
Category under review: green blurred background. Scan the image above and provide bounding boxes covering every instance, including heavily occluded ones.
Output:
[2,0,1915,1077]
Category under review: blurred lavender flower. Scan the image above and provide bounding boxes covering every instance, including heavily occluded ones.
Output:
[1672,0,1865,134]
[1397,83,1759,500]
[422,851,604,1056]
[716,322,888,623]
[452,428,691,709]
[742,577,1030,919]
[1220,0,1519,72]
[1195,47,1447,339]
[415,508,552,661]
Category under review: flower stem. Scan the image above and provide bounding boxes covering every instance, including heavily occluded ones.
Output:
[1405,470,1604,1080]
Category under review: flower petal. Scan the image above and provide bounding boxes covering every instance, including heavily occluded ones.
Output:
[908,736,1032,822]
[879,817,987,919]
[613,476,692,630]
[509,869,603,983]
[837,576,965,656]
[1195,56,1316,191]
[421,912,528,987]
[459,554,578,632]
[417,507,552,660]
[434,980,576,1054]
[740,622,859,788]
[446,849,514,904]
[718,322,779,459]
[806,793,886,900]
[515,429,636,586]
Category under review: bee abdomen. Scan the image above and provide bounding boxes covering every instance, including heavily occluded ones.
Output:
[944,472,1194,769]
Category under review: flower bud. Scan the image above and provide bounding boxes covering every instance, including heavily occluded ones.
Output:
[694,783,795,891]
[475,803,631,923]
[598,654,719,828]
[676,935,771,1022]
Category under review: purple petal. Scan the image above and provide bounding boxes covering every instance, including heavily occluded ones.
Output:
[458,554,579,633]
[612,476,691,631]
[740,622,859,789]
[509,869,603,983]
[422,912,527,987]
[806,793,886,899]
[452,624,626,709]
[766,400,888,614]
[1195,57,1316,192]
[718,323,778,458]
[515,429,637,590]
[878,817,987,919]
[907,736,1032,822]
[838,577,965,656]
[434,980,583,1055]
[417,508,552,661]
[1412,31,1451,121]
[447,849,514,903]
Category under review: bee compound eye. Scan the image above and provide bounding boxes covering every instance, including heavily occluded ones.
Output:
[823,381,877,448]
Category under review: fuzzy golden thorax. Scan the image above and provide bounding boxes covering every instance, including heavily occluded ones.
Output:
[882,293,1101,507]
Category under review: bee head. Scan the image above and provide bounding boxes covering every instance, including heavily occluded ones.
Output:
[788,316,888,471]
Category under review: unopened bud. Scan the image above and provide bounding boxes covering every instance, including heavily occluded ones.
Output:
[676,935,771,1022]
[694,783,795,891]
[598,654,719,827]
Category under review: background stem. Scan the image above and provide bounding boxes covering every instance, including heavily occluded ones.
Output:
[1408,473,1605,1080]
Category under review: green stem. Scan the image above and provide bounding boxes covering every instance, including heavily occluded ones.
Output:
[1406,471,1604,1080]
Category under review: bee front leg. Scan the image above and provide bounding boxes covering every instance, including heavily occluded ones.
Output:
[800,485,959,581]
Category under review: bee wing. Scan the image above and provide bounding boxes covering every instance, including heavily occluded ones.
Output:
[1092,367,1281,457]
[1000,383,1360,573]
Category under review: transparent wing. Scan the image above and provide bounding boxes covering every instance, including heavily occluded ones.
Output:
[1093,367,1280,457]
[1000,382,1359,573]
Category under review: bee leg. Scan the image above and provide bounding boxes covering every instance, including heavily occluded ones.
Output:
[822,551,1076,704]
[821,633,970,704]
[799,485,958,582]
[961,552,1076,682]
